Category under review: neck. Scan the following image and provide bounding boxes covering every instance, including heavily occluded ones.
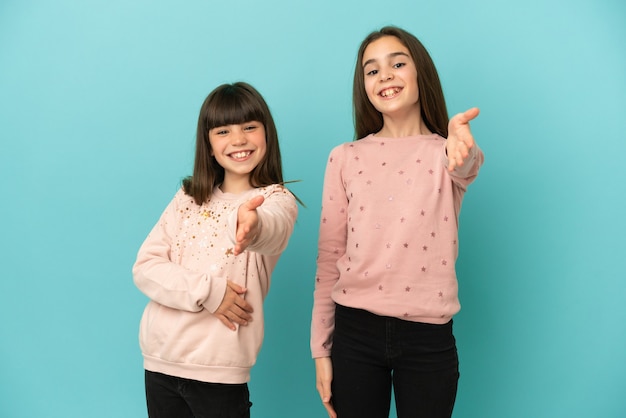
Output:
[220,175,253,194]
[375,109,432,138]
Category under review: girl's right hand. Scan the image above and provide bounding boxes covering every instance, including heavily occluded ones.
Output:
[446,107,480,172]
[214,281,253,331]
[234,195,265,256]
[315,357,337,418]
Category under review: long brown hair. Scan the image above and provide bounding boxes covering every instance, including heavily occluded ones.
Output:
[183,82,284,205]
[353,26,449,139]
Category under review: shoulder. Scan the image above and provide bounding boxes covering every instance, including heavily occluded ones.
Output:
[173,187,197,205]
[162,188,200,216]
[258,184,296,202]
[257,184,298,214]
[425,133,447,153]
[327,138,371,162]
[431,133,446,142]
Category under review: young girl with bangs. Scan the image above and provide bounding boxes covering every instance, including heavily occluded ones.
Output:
[133,82,298,418]
[311,27,484,418]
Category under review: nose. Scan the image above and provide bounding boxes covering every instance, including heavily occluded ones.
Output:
[231,127,247,146]
[380,69,393,82]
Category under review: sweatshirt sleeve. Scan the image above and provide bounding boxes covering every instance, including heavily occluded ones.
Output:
[132,190,227,313]
[310,145,347,358]
[227,184,298,255]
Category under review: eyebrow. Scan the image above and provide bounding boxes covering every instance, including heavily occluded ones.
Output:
[363,51,410,68]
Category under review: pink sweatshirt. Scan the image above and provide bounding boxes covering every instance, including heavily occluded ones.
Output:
[134,184,297,383]
[311,134,483,358]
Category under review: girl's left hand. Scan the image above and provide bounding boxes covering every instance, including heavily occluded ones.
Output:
[446,107,480,172]
[214,280,253,330]
[234,195,265,255]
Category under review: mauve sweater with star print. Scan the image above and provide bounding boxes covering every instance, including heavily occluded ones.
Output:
[311,133,483,358]
[133,184,297,383]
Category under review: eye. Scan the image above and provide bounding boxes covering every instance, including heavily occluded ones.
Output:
[365,69,378,76]
[212,127,229,135]
[393,62,406,69]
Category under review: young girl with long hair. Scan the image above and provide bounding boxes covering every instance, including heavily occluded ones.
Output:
[311,26,484,418]
[134,82,298,418]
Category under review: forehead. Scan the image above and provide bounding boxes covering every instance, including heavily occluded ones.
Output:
[362,36,411,64]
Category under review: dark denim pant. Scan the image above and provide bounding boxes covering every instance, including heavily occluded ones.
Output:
[144,370,252,418]
[331,304,459,418]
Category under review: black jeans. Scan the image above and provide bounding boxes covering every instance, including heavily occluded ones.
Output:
[144,371,252,418]
[331,304,459,418]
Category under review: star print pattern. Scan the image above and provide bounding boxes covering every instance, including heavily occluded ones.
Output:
[159,184,297,280]
[311,133,484,358]
[170,198,236,267]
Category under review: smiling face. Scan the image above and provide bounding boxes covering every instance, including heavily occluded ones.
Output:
[208,121,267,193]
[362,35,420,121]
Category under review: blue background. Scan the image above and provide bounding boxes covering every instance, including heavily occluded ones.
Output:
[1,0,625,417]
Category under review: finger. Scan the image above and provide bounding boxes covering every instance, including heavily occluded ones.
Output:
[227,311,251,326]
[218,299,252,318]
[236,232,255,248]
[448,154,459,172]
[224,294,254,316]
[235,297,254,314]
[455,148,465,167]
[225,283,253,312]
[455,127,475,147]
[461,135,475,150]
[457,107,480,124]
[456,140,470,158]
[323,401,337,418]
[228,303,254,321]
[221,305,251,325]
[446,145,458,172]
[237,222,260,246]
[236,223,250,242]
[235,230,259,256]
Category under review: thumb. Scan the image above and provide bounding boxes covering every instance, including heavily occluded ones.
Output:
[457,107,480,124]
[227,281,247,294]
[244,195,265,211]
[321,384,332,402]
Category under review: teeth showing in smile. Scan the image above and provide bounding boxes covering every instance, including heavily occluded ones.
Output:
[230,151,252,159]
[380,88,401,97]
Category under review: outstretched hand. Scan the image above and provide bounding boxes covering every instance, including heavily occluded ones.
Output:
[446,107,480,172]
[234,195,265,256]
[214,280,254,331]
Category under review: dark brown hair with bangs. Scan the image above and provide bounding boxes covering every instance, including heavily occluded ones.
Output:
[353,26,449,139]
[183,82,284,205]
